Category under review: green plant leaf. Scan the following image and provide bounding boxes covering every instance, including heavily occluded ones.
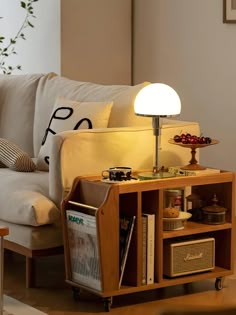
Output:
[21,2,26,9]
[1,0,38,74]
[28,21,34,28]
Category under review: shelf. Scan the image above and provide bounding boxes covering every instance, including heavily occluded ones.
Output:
[97,267,233,298]
[163,222,232,239]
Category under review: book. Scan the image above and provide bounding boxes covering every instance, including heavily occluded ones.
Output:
[66,210,101,292]
[142,213,155,284]
[183,185,192,211]
[142,215,147,284]
[168,166,221,177]
[119,215,136,288]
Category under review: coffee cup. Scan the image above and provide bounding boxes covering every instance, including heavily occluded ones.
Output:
[102,167,132,181]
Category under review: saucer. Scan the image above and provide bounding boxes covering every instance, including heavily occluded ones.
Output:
[101,178,137,184]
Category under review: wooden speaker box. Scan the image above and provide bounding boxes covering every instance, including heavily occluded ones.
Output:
[163,238,215,277]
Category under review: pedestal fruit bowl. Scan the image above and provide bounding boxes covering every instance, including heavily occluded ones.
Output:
[169,133,219,170]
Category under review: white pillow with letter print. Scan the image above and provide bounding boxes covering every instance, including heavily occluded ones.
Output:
[36,96,113,171]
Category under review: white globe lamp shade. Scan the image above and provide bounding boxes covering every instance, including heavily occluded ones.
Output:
[134,83,181,117]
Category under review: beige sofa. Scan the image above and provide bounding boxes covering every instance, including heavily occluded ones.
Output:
[0,72,200,287]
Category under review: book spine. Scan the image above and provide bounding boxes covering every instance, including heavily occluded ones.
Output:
[143,213,155,284]
[142,216,147,284]
[184,186,192,211]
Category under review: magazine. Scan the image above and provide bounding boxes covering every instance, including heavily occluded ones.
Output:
[66,210,101,291]
[119,214,136,288]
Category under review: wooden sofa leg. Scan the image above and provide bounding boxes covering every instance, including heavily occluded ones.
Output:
[26,257,35,288]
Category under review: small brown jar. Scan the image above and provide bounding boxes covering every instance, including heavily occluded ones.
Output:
[202,194,227,225]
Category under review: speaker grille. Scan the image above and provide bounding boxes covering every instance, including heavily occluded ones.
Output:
[164,238,215,277]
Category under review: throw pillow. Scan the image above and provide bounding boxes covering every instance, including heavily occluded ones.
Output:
[0,138,36,172]
[37,96,113,171]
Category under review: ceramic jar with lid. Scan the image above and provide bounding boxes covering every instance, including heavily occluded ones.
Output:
[202,194,227,225]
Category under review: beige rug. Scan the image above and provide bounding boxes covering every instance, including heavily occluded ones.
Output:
[3,295,46,315]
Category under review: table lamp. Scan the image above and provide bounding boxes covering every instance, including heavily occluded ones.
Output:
[134,83,181,179]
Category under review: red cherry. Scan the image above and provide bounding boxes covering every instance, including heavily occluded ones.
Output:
[199,137,206,144]
[174,135,181,142]
[181,138,188,144]
[205,137,212,144]
[190,138,198,144]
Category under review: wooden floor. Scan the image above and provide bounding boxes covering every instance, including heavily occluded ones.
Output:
[3,249,236,315]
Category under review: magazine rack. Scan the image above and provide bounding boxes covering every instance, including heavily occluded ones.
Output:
[61,171,235,312]
[62,176,121,310]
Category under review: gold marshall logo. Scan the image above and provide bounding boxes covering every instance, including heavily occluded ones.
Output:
[184,252,203,262]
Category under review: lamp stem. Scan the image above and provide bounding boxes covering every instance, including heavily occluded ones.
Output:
[152,116,160,174]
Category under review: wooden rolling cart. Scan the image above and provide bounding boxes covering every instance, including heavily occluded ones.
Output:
[61,171,235,311]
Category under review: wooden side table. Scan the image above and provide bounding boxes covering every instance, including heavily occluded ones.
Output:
[0,227,9,315]
[61,172,235,311]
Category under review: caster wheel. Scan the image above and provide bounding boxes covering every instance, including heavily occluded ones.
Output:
[72,286,81,301]
[215,277,223,290]
[103,297,112,312]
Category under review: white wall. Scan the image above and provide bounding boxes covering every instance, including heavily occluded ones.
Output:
[0,0,60,74]
[1,0,131,84]
[61,0,132,84]
[134,0,236,172]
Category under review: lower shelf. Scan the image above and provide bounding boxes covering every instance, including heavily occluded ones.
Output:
[66,266,233,298]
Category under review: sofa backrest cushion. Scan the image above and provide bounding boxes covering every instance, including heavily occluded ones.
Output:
[0,73,43,157]
[34,72,150,157]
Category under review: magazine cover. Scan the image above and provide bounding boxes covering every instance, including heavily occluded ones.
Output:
[66,210,101,291]
[119,214,136,287]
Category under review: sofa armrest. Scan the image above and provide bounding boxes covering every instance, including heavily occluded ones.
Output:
[49,126,153,207]
[49,122,200,208]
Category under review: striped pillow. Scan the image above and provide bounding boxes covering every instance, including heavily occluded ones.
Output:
[0,138,36,172]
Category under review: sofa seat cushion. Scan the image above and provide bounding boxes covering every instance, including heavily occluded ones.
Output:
[0,219,62,250]
[0,169,60,226]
